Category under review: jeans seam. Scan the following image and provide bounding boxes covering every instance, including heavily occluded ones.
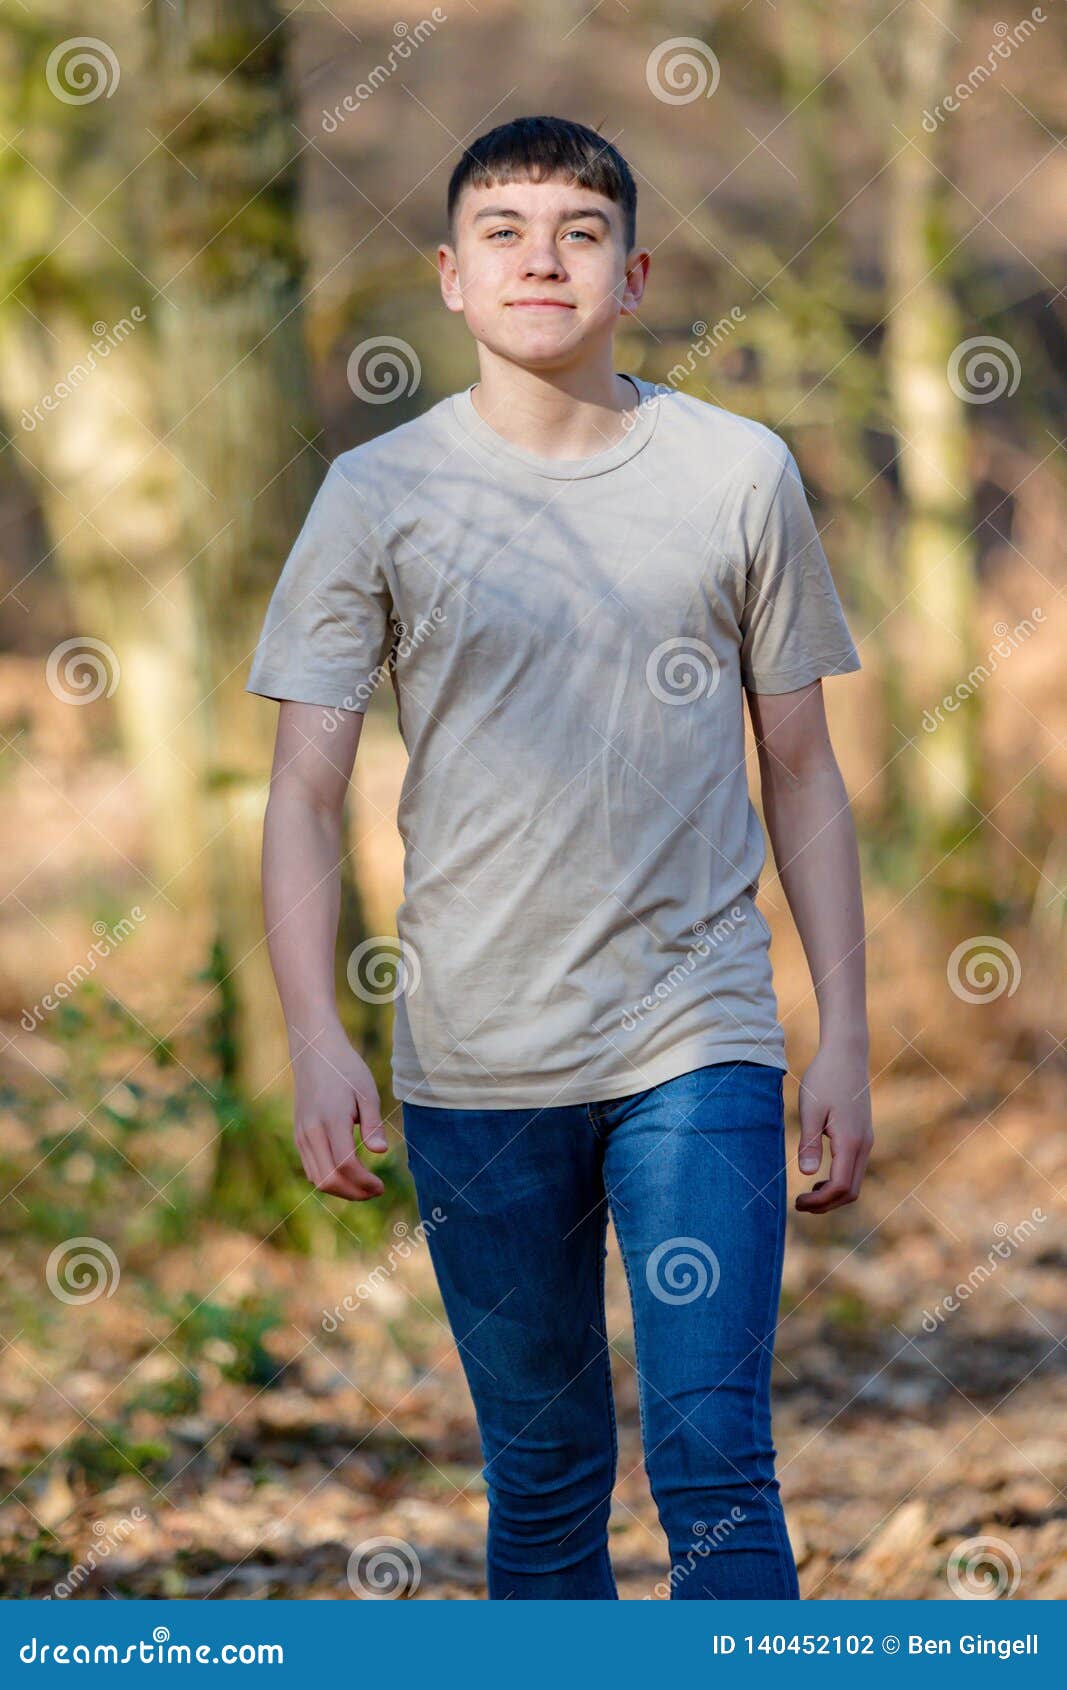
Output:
[753,1118,798,1597]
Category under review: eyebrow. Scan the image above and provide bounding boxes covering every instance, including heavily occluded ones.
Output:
[470,205,612,228]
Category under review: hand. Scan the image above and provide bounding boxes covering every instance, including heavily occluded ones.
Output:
[290,1026,388,1202]
[794,1039,873,1213]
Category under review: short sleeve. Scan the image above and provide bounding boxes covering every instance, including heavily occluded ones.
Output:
[739,444,862,694]
[245,457,395,711]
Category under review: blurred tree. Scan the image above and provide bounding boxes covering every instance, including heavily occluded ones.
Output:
[882,0,982,844]
[143,0,379,1237]
[0,8,207,899]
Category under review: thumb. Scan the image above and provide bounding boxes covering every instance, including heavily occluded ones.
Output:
[797,1089,824,1175]
[356,1092,387,1153]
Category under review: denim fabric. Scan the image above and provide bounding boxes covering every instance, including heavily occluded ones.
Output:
[400,1059,800,1600]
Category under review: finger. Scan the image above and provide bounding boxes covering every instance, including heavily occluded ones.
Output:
[326,1122,384,1197]
[797,1084,825,1176]
[295,1123,330,1189]
[354,1086,387,1153]
[848,1136,874,1200]
[316,1171,381,1203]
[795,1133,858,1210]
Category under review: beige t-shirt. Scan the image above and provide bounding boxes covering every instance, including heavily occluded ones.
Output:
[246,375,862,1108]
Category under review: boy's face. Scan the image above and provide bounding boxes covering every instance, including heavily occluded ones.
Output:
[439,174,649,368]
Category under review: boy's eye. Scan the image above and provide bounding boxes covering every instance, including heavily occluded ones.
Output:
[485,226,596,242]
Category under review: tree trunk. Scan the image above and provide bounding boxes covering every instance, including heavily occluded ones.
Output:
[143,0,377,1234]
[883,0,982,845]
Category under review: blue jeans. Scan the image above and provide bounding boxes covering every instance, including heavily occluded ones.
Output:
[400,1060,799,1600]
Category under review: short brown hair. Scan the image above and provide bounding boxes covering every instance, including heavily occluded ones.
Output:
[447,115,637,253]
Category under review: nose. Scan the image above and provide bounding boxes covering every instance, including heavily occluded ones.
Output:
[520,234,566,280]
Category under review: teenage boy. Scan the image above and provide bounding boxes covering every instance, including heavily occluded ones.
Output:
[246,115,873,1601]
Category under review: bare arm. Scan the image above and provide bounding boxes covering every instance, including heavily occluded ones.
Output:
[746,679,873,1213]
[261,700,387,1202]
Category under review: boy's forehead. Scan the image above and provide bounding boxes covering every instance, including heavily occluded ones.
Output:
[457,176,619,224]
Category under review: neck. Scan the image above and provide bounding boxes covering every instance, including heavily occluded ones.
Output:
[468,354,636,460]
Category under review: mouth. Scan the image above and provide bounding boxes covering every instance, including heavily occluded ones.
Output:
[506,300,576,311]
